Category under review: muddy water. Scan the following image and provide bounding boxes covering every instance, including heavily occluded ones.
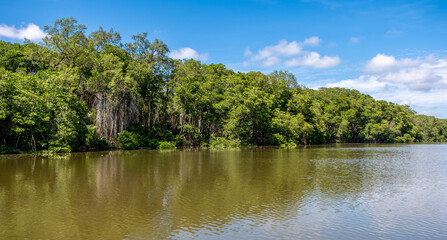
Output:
[1,144,447,239]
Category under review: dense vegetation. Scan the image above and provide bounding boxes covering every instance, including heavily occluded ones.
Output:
[1,18,447,153]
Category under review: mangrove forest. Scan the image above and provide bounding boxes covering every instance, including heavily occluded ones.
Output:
[1,18,447,153]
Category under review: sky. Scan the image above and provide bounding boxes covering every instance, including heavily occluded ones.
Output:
[1,0,447,117]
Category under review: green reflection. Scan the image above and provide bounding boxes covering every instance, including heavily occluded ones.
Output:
[0,145,446,239]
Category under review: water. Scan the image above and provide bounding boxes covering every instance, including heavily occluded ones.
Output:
[1,144,447,239]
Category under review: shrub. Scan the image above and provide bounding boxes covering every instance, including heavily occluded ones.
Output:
[157,141,176,151]
[48,145,72,153]
[0,145,20,154]
[118,130,140,150]
[182,124,199,145]
[148,138,159,149]
[164,130,174,141]
[209,136,241,149]
[85,125,109,150]
[148,127,163,139]
[395,133,415,143]
[280,141,297,148]
[270,133,287,145]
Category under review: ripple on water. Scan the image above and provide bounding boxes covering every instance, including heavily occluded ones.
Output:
[1,145,447,239]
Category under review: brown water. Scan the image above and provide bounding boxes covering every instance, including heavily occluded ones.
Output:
[1,144,447,239]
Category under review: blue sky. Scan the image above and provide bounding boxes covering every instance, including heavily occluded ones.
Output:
[1,0,447,117]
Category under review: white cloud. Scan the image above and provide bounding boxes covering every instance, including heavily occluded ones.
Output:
[327,75,387,92]
[360,54,447,92]
[285,52,340,69]
[324,54,447,115]
[303,36,321,46]
[364,54,420,73]
[0,23,46,41]
[381,68,444,91]
[263,56,281,67]
[244,37,339,68]
[251,40,302,62]
[169,47,208,61]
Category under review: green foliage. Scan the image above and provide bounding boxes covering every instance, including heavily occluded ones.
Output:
[157,141,176,151]
[395,133,415,143]
[116,127,173,150]
[118,130,140,150]
[209,136,241,149]
[0,145,21,154]
[85,125,110,150]
[270,133,287,145]
[181,124,200,146]
[1,17,447,154]
[148,139,160,149]
[0,67,88,153]
[48,145,72,153]
[281,142,297,148]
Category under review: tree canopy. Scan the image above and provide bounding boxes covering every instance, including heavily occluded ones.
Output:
[1,18,446,153]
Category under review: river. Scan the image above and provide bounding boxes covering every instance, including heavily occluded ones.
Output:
[1,144,447,239]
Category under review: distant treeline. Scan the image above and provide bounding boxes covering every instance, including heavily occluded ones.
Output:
[1,18,446,153]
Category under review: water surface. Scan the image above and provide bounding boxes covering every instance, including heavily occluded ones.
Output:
[1,144,447,239]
